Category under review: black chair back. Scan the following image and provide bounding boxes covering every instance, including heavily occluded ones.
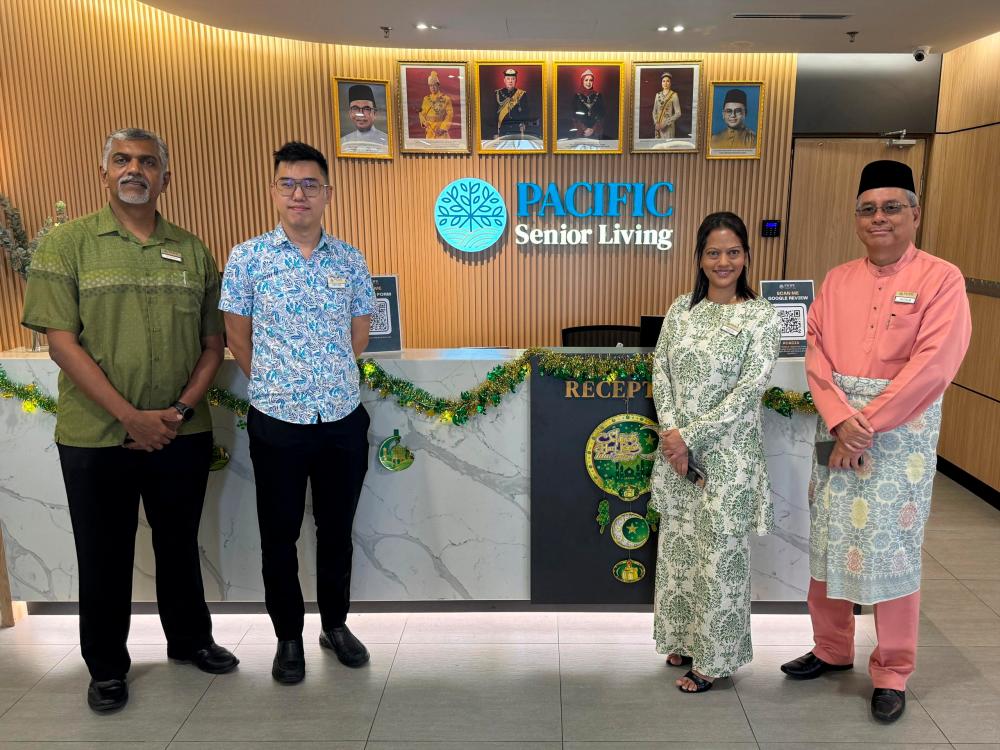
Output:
[561,325,642,347]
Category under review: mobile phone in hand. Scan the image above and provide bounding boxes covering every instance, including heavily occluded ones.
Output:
[685,459,706,487]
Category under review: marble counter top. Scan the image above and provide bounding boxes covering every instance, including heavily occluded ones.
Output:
[0,349,814,602]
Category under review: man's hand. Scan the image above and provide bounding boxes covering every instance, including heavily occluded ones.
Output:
[828,440,866,473]
[834,413,874,452]
[121,408,182,451]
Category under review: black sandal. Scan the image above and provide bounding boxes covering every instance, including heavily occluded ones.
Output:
[678,670,713,693]
[666,654,693,668]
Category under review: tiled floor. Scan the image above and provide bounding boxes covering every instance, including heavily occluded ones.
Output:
[1,474,998,749]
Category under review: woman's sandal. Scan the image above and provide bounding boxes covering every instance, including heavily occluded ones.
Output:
[677,670,713,693]
[666,654,693,668]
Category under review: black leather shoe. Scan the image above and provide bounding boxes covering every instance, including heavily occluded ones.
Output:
[871,688,906,722]
[319,625,370,667]
[272,638,305,684]
[170,642,240,674]
[780,651,853,679]
[87,678,128,712]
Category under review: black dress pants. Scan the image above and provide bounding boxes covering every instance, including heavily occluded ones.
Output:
[247,405,370,640]
[57,432,214,680]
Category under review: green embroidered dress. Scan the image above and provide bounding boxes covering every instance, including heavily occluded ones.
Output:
[651,294,780,678]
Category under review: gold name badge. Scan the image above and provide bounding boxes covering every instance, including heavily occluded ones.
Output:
[328,276,347,289]
[894,291,918,304]
[160,250,182,262]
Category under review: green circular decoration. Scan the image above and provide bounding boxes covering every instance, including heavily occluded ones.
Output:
[378,429,415,471]
[584,414,659,500]
[209,444,230,472]
[612,559,646,584]
[610,512,651,550]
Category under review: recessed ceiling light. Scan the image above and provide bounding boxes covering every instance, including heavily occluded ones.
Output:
[416,22,429,30]
[673,24,685,32]
[657,25,668,32]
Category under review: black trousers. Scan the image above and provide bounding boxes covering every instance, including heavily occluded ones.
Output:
[57,432,214,680]
[247,405,370,639]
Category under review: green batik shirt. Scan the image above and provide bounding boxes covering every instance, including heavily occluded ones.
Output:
[21,205,223,447]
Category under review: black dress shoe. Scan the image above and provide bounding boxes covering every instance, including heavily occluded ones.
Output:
[780,651,853,680]
[871,688,906,722]
[170,642,240,674]
[87,678,128,712]
[319,624,370,667]
[272,638,305,684]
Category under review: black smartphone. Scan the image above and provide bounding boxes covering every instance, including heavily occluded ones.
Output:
[685,459,706,486]
[815,441,836,465]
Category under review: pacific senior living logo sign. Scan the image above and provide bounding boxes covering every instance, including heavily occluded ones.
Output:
[435,178,676,253]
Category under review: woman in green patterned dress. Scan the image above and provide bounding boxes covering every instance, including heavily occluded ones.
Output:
[651,212,780,693]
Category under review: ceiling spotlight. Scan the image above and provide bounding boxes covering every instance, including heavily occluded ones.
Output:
[673,24,685,32]
[430,24,439,30]
[657,25,668,32]
[416,22,428,30]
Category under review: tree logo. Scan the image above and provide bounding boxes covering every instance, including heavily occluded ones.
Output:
[434,178,507,253]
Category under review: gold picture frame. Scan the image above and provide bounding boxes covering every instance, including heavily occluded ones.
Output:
[397,62,470,154]
[332,76,394,160]
[629,61,702,154]
[474,61,548,154]
[705,81,764,160]
[552,61,625,155]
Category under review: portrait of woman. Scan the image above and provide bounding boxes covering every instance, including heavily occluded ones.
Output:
[650,212,780,693]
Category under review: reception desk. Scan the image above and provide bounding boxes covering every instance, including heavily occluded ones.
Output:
[0,349,815,603]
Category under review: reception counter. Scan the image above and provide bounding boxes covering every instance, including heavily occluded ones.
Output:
[0,349,815,603]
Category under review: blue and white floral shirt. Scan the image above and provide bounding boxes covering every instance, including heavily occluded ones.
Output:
[219,224,374,424]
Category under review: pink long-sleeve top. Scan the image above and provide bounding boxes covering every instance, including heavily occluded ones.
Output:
[805,243,972,434]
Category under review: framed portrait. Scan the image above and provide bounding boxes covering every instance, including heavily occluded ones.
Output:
[332,76,394,159]
[474,62,547,154]
[397,62,469,154]
[553,62,624,154]
[630,62,701,153]
[705,81,764,160]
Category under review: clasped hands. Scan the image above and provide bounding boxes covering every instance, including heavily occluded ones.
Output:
[121,408,183,452]
[829,413,874,472]
[659,428,689,478]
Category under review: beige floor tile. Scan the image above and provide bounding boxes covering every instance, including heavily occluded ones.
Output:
[919,579,1000,647]
[920,549,954,580]
[173,642,394,742]
[732,646,946,743]
[961,578,1000,615]
[907,645,1000,743]
[750,612,875,647]
[559,644,754,743]
[400,611,558,643]
[237,612,407,645]
[369,643,561,742]
[557,612,655,644]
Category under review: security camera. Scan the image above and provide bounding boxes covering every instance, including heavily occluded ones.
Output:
[912,45,931,62]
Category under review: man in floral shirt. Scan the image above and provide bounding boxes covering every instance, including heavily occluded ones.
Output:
[220,141,374,684]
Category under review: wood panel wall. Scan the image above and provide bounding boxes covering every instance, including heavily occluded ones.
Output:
[923,30,1000,491]
[0,0,797,351]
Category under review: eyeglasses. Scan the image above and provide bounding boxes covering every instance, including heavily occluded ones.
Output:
[855,202,915,218]
[349,105,375,115]
[273,178,329,197]
[723,107,745,117]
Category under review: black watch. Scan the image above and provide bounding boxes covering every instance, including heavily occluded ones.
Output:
[172,400,195,422]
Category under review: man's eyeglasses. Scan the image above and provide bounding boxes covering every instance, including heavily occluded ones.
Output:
[273,178,329,198]
[855,202,915,218]
[350,105,375,115]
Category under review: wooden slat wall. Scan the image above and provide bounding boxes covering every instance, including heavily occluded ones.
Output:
[923,30,1000,490]
[0,0,796,351]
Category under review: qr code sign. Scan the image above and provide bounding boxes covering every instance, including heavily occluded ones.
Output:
[369,297,392,336]
[776,303,806,339]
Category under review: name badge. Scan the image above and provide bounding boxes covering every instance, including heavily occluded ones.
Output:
[160,250,182,263]
[721,324,741,336]
[894,291,918,304]
[328,276,347,289]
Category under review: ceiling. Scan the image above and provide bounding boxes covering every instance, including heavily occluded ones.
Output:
[141,0,1000,53]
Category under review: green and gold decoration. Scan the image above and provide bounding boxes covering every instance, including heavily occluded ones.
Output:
[585,414,659,500]
[612,559,646,584]
[0,367,57,415]
[610,512,650,550]
[378,429,415,471]
[763,386,817,417]
[209,444,231,471]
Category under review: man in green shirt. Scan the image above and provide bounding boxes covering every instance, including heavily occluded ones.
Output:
[21,128,238,713]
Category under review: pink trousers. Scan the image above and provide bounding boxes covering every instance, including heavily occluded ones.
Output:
[807,578,920,690]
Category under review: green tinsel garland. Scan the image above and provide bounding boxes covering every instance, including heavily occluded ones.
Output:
[1,354,818,429]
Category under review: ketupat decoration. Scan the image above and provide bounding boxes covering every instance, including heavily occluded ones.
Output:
[595,498,611,533]
[377,429,415,471]
[0,196,69,280]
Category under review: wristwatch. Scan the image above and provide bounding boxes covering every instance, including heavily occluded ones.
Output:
[172,400,195,422]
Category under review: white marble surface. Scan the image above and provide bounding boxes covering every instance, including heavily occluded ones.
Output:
[0,349,814,602]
